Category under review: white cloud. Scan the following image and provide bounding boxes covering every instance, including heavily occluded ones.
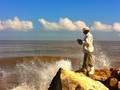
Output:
[39,18,120,32]
[38,18,87,31]
[90,21,120,32]
[0,17,33,31]
[39,19,60,30]
[113,23,120,32]
[59,18,76,30]
[90,21,113,32]
[74,21,87,30]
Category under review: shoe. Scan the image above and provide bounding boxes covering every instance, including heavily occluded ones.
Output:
[89,67,94,75]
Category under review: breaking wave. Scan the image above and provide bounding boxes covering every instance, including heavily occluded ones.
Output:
[93,43,111,69]
[0,59,72,90]
[0,43,111,90]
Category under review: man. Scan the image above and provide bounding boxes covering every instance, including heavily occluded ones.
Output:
[77,27,94,76]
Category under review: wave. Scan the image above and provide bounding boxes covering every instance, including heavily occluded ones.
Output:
[0,43,111,90]
[0,59,72,90]
[93,42,111,69]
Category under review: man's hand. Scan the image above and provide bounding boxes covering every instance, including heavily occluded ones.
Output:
[77,39,83,45]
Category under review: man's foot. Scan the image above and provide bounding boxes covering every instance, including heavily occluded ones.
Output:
[88,67,94,79]
[89,67,94,74]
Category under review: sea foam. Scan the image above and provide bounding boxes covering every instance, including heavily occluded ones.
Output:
[93,43,111,69]
[11,59,72,90]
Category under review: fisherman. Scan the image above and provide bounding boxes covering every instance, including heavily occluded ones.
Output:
[77,27,94,77]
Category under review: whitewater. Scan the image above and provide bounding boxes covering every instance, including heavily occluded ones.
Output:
[0,40,119,90]
[1,54,110,90]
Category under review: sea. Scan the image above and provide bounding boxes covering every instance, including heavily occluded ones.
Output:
[0,40,119,90]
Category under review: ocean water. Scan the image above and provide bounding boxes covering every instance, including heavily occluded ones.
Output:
[0,40,82,58]
[0,40,120,90]
[0,40,119,61]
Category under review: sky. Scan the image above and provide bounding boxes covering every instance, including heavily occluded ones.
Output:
[0,0,120,41]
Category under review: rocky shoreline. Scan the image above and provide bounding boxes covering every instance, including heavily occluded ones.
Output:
[94,68,120,90]
[49,68,120,90]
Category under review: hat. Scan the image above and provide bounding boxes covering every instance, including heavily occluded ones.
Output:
[83,27,89,31]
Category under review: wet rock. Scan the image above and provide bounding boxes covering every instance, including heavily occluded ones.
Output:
[48,68,62,90]
[118,81,120,89]
[94,68,120,90]
[110,77,118,87]
[95,68,111,78]
[49,68,109,90]
[94,68,111,82]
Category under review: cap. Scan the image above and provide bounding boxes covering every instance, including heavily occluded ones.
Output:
[83,27,89,32]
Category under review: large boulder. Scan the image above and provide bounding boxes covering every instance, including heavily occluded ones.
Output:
[48,68,109,90]
[94,68,120,90]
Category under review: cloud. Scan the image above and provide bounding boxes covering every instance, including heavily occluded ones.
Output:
[90,21,113,32]
[113,23,120,32]
[90,21,120,32]
[38,18,87,31]
[39,18,120,32]
[39,19,60,30]
[0,17,33,31]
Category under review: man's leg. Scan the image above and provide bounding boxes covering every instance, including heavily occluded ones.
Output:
[82,53,88,75]
[88,52,94,78]
[82,52,94,76]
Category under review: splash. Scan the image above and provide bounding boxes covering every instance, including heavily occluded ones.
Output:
[93,43,111,69]
[0,59,72,90]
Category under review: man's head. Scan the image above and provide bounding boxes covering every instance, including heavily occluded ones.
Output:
[82,27,89,35]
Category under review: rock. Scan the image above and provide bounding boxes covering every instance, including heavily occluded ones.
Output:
[94,68,111,82]
[118,81,120,89]
[109,77,118,87]
[49,68,109,90]
[110,68,119,77]
[48,68,62,90]
[95,68,111,78]
[94,68,120,90]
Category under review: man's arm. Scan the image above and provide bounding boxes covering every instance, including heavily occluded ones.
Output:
[83,35,92,46]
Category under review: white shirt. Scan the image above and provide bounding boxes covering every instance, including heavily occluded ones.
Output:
[83,32,94,53]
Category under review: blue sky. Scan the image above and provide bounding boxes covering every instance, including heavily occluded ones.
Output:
[0,0,120,40]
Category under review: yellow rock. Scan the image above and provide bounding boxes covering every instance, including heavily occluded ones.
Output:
[61,68,109,90]
[49,68,109,90]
